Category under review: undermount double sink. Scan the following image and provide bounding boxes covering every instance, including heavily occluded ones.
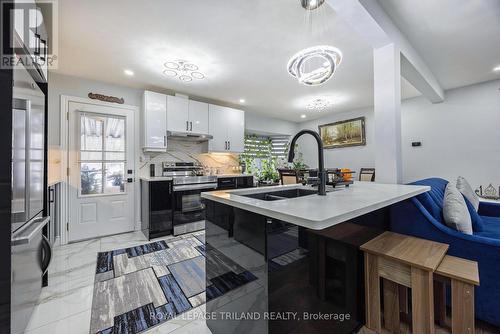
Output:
[239,188,320,201]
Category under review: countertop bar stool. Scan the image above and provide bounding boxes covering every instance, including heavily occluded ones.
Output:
[360,232,449,333]
[278,169,299,185]
[359,168,376,182]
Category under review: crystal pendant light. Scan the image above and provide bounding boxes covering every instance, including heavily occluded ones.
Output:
[301,0,325,10]
[287,45,342,86]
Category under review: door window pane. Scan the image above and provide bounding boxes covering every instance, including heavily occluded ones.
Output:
[81,163,103,195]
[105,118,125,151]
[81,116,103,152]
[79,113,126,196]
[105,163,125,194]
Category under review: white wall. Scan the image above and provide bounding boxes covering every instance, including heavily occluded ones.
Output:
[245,112,298,136]
[401,79,500,188]
[297,107,375,174]
[297,79,500,190]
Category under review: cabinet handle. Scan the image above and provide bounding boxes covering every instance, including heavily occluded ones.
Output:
[34,34,41,56]
[49,188,55,203]
[190,121,192,131]
[163,136,167,147]
[40,39,47,62]
[186,121,189,131]
[228,141,231,150]
[225,141,227,150]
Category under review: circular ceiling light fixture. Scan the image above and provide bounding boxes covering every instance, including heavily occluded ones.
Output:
[301,0,325,10]
[163,60,205,82]
[191,72,205,79]
[287,45,342,86]
[306,98,332,111]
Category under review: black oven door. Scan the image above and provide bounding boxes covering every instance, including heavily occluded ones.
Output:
[173,183,217,226]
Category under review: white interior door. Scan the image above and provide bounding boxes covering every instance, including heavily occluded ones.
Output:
[67,101,135,242]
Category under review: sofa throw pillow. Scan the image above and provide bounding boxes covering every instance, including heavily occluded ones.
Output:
[443,183,473,235]
[456,176,480,212]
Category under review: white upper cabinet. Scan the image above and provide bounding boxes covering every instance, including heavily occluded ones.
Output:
[143,91,167,152]
[166,95,189,133]
[226,108,245,153]
[167,96,209,134]
[208,105,245,153]
[188,100,209,134]
[208,105,229,152]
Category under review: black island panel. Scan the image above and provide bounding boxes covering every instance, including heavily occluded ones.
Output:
[205,199,383,334]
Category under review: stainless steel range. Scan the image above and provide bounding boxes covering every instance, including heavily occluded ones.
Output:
[163,162,217,235]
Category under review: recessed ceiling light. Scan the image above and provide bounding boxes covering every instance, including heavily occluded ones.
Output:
[287,45,343,86]
[493,66,500,72]
[300,114,307,119]
[239,99,246,103]
[124,69,134,76]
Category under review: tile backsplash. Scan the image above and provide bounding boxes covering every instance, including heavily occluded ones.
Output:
[139,139,241,177]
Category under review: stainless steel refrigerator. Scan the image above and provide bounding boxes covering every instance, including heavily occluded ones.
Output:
[11,62,51,334]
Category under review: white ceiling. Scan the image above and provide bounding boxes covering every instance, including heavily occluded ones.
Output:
[379,0,500,90]
[54,0,499,122]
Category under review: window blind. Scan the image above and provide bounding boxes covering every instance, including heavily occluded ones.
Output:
[270,136,290,159]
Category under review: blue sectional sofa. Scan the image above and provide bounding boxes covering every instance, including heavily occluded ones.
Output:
[390,178,500,326]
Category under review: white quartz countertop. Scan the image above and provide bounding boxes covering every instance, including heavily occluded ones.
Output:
[139,176,173,182]
[140,174,252,181]
[201,182,430,230]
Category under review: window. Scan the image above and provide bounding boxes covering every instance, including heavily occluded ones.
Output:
[79,113,126,196]
[270,136,290,159]
[243,135,272,158]
[242,135,290,159]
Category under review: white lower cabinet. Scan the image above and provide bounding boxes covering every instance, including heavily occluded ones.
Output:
[209,105,245,153]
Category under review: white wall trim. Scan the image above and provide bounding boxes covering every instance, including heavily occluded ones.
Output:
[59,95,140,245]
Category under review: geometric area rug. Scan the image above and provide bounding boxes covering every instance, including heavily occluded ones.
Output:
[90,231,257,334]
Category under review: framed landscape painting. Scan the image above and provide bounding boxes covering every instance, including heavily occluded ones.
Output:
[318,117,366,149]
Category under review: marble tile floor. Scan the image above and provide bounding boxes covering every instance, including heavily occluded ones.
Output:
[25,231,213,334]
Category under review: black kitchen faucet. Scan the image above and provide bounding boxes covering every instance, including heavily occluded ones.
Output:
[288,130,327,196]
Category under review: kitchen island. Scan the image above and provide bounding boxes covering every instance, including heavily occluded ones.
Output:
[201,182,429,334]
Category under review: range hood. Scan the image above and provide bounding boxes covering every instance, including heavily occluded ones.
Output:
[167,131,213,142]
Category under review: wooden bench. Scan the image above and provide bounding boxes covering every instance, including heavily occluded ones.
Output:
[360,231,449,334]
[434,255,480,334]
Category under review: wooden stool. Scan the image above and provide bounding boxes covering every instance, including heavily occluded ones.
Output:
[360,232,449,333]
[434,255,480,334]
